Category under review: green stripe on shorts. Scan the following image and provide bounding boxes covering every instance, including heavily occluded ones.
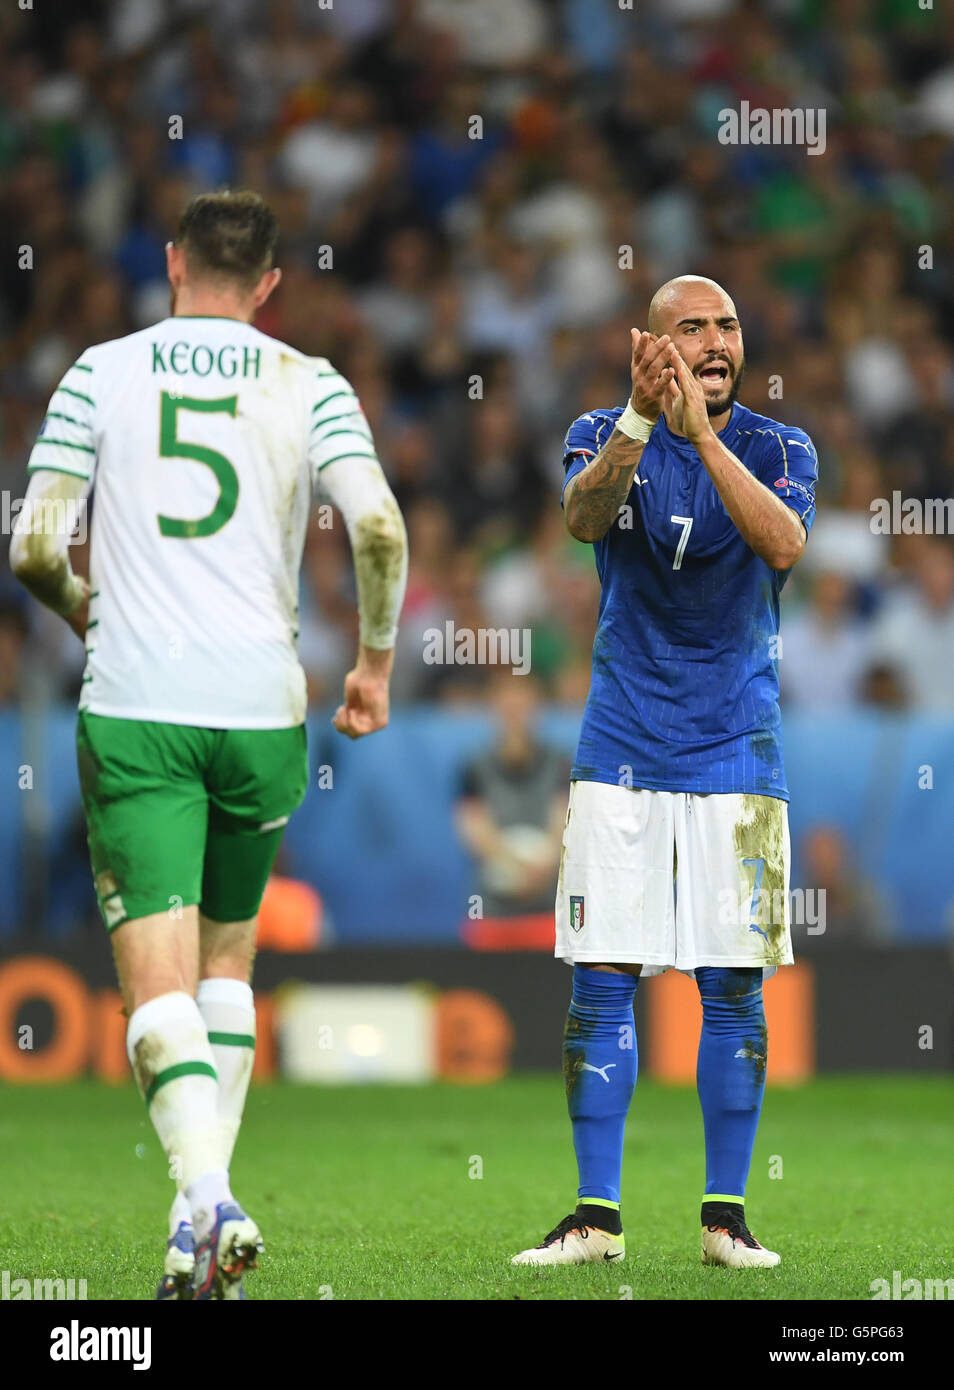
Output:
[206,1031,255,1048]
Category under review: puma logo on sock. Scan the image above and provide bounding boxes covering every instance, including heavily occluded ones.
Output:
[580,1062,617,1083]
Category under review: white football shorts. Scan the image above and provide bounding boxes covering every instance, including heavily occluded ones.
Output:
[554,780,793,976]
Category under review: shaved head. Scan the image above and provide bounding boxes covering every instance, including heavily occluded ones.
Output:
[646,274,744,422]
[647,276,737,335]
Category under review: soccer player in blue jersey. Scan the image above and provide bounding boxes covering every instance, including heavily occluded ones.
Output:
[512,276,817,1269]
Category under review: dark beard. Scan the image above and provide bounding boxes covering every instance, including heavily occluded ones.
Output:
[705,358,744,416]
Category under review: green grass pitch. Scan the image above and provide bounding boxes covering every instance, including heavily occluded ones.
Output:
[4,1075,952,1300]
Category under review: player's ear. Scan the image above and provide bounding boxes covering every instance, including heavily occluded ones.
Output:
[253,267,281,309]
[165,240,186,288]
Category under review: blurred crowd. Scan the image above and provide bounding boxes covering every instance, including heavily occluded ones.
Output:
[2,0,954,713]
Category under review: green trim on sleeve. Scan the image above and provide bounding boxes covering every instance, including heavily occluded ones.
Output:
[315,450,378,472]
[314,427,373,443]
[309,408,366,431]
[26,461,90,478]
[312,390,355,414]
[45,411,86,427]
[55,386,94,407]
[33,439,95,453]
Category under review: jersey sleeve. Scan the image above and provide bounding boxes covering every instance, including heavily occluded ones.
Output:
[561,411,606,506]
[306,360,378,484]
[756,426,818,534]
[27,356,97,481]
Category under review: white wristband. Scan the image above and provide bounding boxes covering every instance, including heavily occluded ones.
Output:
[616,403,655,442]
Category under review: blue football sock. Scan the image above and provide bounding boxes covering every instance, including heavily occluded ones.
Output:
[695,967,766,1203]
[564,965,638,1207]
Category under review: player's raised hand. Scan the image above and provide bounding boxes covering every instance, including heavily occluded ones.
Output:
[629,329,676,420]
[333,654,391,738]
[664,347,712,444]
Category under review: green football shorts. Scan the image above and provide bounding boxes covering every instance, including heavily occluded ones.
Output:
[76,712,308,931]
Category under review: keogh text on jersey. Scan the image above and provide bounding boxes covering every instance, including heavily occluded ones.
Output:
[151,342,262,379]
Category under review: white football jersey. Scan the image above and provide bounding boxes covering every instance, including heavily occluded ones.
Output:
[27,316,381,728]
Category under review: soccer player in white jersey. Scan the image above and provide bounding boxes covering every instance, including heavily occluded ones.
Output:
[11,190,408,1299]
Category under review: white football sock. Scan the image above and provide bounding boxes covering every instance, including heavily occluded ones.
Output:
[169,1189,192,1238]
[186,1168,233,1237]
[126,991,230,1235]
[197,978,256,1168]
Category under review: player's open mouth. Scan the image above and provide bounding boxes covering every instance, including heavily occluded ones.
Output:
[697,364,730,386]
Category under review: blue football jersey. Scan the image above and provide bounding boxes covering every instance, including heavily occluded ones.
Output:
[563,402,817,799]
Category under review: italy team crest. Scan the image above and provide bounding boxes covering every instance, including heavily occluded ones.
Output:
[570,895,584,933]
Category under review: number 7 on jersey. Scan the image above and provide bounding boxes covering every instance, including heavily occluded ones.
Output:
[670,514,693,570]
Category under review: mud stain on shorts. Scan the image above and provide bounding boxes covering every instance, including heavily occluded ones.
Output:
[733,794,787,966]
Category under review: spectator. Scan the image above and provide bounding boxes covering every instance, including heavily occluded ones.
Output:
[456,672,568,947]
[280,81,380,219]
[867,539,954,709]
[796,824,896,950]
[781,571,869,710]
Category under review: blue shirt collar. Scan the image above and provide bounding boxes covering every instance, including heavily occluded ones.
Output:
[655,401,741,452]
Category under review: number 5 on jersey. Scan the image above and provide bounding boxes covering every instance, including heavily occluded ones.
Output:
[158,391,239,538]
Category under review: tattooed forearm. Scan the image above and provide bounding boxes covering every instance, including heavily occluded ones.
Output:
[565,429,646,542]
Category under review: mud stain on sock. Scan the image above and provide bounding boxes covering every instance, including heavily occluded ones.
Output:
[132,1033,164,1098]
